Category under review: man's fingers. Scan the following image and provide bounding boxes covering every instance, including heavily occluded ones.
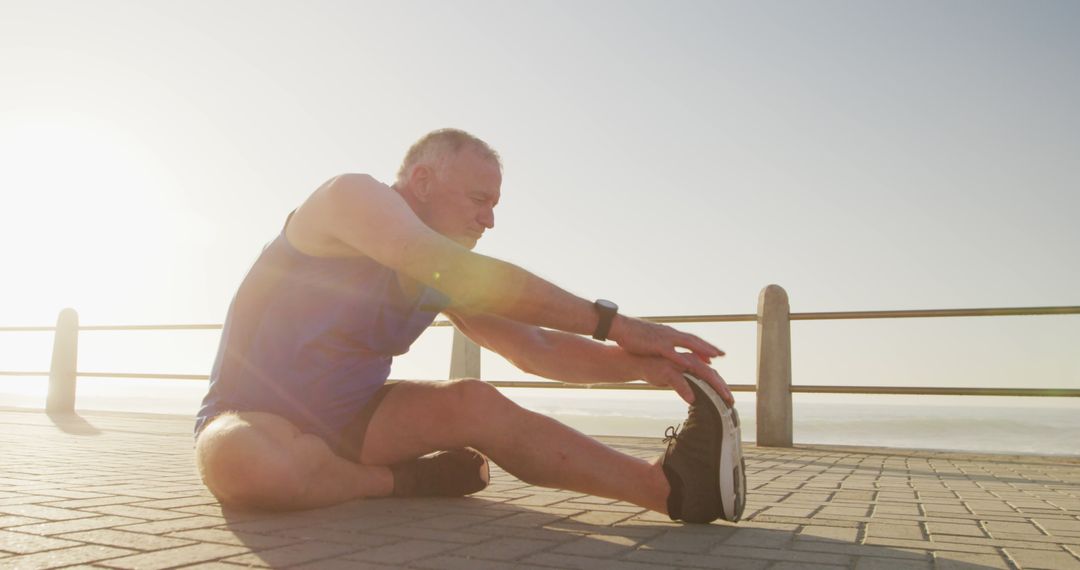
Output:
[677,333,724,359]
[670,373,695,405]
[686,359,735,407]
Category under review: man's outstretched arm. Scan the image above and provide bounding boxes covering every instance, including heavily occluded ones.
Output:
[300,173,723,377]
[444,310,734,406]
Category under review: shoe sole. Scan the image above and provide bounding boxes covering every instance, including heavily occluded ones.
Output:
[683,373,747,522]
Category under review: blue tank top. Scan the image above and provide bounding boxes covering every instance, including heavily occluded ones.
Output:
[194,211,450,444]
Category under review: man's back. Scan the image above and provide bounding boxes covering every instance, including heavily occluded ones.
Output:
[195,210,449,445]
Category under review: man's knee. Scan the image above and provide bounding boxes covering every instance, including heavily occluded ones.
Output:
[195,413,306,509]
[435,379,518,430]
[448,378,513,413]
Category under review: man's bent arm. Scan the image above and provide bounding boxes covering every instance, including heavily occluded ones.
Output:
[310,174,724,378]
[445,310,731,405]
[320,174,599,336]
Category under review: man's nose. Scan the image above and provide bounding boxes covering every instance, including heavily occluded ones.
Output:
[479,207,495,230]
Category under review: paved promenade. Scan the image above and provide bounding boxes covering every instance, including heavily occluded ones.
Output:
[1,407,1078,570]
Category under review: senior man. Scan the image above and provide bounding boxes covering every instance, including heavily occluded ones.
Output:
[194,128,742,523]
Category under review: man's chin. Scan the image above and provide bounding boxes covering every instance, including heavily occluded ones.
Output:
[455,236,479,249]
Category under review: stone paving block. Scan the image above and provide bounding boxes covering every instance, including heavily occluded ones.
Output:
[856,555,932,569]
[983,520,1046,537]
[552,534,638,557]
[507,493,577,507]
[874,503,921,516]
[922,503,972,515]
[56,529,195,551]
[369,524,490,545]
[288,560,401,570]
[568,509,636,526]
[793,540,929,560]
[0,504,97,521]
[560,501,642,514]
[864,536,998,554]
[42,496,144,509]
[86,504,194,521]
[0,494,78,507]
[222,540,360,567]
[926,522,987,538]
[771,562,846,570]
[167,528,299,549]
[0,544,135,570]
[492,511,566,528]
[98,543,249,570]
[797,525,859,542]
[115,515,225,534]
[639,529,728,554]
[466,522,582,543]
[1004,547,1080,569]
[620,549,766,569]
[964,500,1017,514]
[412,555,553,570]
[12,515,144,536]
[546,519,661,540]
[933,550,1012,569]
[0,530,82,555]
[129,496,219,510]
[456,536,558,560]
[709,544,852,566]
[867,522,925,541]
[409,513,497,530]
[722,527,794,548]
[0,515,44,529]
[344,539,460,564]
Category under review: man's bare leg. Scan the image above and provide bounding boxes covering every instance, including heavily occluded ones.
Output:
[360,380,671,514]
[195,411,394,510]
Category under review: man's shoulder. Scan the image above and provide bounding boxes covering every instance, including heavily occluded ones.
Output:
[285,173,387,258]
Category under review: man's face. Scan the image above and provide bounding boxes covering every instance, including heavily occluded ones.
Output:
[423,148,502,250]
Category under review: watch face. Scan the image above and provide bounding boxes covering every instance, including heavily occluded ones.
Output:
[597,299,618,312]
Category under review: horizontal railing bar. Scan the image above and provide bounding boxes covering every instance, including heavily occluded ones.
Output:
[16,305,1068,332]
[642,314,759,323]
[485,381,756,391]
[488,382,1078,396]
[8,370,1075,397]
[79,324,224,331]
[4,305,1076,334]
[791,385,1080,397]
[790,306,1080,320]
[77,372,211,381]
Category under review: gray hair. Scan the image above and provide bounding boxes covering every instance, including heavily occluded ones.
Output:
[396,128,501,185]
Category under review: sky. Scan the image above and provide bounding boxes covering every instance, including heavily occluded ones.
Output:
[1,0,1078,392]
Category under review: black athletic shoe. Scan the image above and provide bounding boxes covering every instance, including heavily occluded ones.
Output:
[390,448,489,498]
[660,373,746,523]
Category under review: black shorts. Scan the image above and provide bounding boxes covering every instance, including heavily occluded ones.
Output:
[333,381,400,463]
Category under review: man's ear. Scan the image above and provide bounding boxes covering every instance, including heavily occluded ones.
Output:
[411,165,434,202]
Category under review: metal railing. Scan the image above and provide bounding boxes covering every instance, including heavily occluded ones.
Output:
[2,285,1078,446]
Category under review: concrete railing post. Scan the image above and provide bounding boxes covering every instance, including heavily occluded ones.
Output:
[756,285,792,447]
[47,308,79,413]
[449,327,482,380]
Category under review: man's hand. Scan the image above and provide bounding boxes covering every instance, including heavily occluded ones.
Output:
[609,315,732,405]
[609,315,724,365]
[634,352,735,407]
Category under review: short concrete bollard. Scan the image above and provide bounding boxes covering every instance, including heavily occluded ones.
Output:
[756,285,792,447]
[449,326,482,380]
[47,308,79,413]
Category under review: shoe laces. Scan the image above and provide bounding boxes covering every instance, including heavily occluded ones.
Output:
[663,424,681,444]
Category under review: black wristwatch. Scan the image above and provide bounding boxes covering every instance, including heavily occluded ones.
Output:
[592,299,619,341]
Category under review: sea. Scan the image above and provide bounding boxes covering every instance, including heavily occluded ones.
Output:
[2,377,1078,457]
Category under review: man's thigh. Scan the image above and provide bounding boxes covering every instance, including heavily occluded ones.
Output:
[358,379,496,466]
[195,411,332,505]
